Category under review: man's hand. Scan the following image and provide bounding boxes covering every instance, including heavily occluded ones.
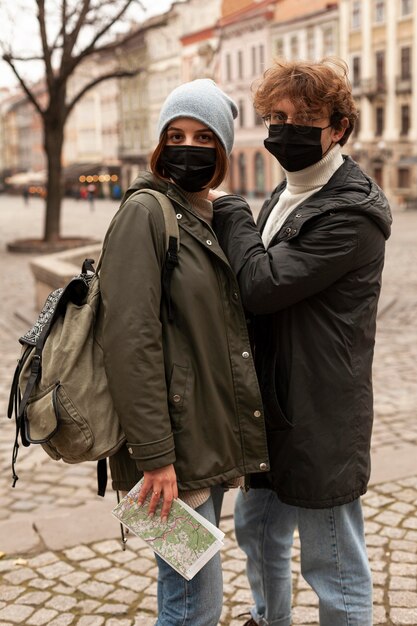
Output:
[208,189,228,202]
[137,464,178,521]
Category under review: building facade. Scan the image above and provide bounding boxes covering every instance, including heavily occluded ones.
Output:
[2,0,417,207]
[218,0,279,197]
[216,0,340,196]
[340,0,417,207]
[117,17,162,190]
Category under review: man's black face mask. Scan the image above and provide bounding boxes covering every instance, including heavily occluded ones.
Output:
[160,145,216,192]
[264,123,332,172]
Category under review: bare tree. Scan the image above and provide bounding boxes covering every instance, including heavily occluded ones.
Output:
[2,0,145,243]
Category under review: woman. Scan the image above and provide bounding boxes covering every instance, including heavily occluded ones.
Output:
[99,79,269,625]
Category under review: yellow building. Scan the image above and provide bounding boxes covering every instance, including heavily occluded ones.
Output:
[340,0,417,209]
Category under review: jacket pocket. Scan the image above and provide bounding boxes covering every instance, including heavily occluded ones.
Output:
[262,357,293,432]
[42,383,94,461]
[168,364,189,429]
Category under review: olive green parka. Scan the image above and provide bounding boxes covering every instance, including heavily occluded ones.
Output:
[98,172,269,491]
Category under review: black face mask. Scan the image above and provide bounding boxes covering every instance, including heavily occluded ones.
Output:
[160,145,216,192]
[264,123,331,172]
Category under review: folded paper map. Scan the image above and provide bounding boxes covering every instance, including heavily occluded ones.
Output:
[111,479,225,580]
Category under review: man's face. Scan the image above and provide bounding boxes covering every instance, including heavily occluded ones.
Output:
[265,99,346,152]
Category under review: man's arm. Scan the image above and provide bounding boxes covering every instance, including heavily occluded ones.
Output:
[213,195,359,315]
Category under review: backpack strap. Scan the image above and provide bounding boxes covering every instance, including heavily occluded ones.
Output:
[95,188,180,275]
[136,189,180,254]
[134,189,180,322]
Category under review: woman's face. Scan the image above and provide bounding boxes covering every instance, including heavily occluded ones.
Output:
[165,118,216,148]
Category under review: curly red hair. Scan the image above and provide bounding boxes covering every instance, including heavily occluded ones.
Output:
[253,57,359,146]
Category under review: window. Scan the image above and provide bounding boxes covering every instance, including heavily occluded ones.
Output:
[400,47,411,79]
[400,104,410,136]
[352,1,361,29]
[401,0,412,17]
[374,0,385,23]
[237,50,243,79]
[238,100,245,128]
[225,53,232,82]
[398,167,410,188]
[352,112,360,137]
[307,27,315,59]
[376,51,385,89]
[259,45,265,74]
[352,55,361,87]
[275,38,284,57]
[238,153,247,194]
[375,106,384,136]
[290,35,298,59]
[373,166,383,188]
[251,46,257,76]
[323,27,335,55]
[254,152,265,196]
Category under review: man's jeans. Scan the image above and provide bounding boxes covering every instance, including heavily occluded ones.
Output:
[155,493,223,626]
[234,488,372,626]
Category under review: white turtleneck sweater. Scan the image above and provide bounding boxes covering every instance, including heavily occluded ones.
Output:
[261,144,344,248]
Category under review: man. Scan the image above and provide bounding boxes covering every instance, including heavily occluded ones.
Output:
[211,59,392,626]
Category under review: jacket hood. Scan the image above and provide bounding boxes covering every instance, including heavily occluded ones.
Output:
[275,156,392,240]
[325,156,392,239]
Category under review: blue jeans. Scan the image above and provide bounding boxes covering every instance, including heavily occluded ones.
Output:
[234,488,372,626]
[155,493,223,625]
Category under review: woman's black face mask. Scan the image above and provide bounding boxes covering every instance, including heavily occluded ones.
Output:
[160,145,216,192]
[264,123,332,172]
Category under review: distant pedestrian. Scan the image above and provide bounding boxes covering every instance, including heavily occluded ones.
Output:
[211,57,392,626]
[111,182,122,200]
[87,183,96,211]
[22,187,29,205]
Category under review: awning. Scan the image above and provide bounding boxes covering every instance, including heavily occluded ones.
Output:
[62,163,103,180]
[5,170,46,185]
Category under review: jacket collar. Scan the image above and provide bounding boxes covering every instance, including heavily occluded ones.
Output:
[258,156,392,243]
[124,171,232,267]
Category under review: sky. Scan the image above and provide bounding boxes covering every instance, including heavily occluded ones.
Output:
[0,0,174,89]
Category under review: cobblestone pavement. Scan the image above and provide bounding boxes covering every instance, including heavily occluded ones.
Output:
[0,195,417,625]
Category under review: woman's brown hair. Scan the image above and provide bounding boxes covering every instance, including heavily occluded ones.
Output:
[150,127,229,190]
[253,57,359,146]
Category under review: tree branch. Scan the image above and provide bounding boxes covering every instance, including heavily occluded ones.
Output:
[65,68,140,117]
[58,0,145,83]
[63,0,91,60]
[80,0,144,58]
[62,0,67,50]
[2,54,44,117]
[35,0,54,86]
[61,22,147,86]
[4,54,46,62]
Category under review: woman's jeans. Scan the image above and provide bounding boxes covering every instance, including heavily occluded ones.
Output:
[155,492,223,626]
[234,488,372,626]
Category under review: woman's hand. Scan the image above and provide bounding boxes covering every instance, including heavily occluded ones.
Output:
[137,464,178,521]
[208,189,228,202]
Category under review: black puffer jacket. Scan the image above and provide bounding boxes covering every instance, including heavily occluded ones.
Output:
[213,157,392,508]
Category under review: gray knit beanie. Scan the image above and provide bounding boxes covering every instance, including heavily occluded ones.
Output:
[157,79,238,156]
